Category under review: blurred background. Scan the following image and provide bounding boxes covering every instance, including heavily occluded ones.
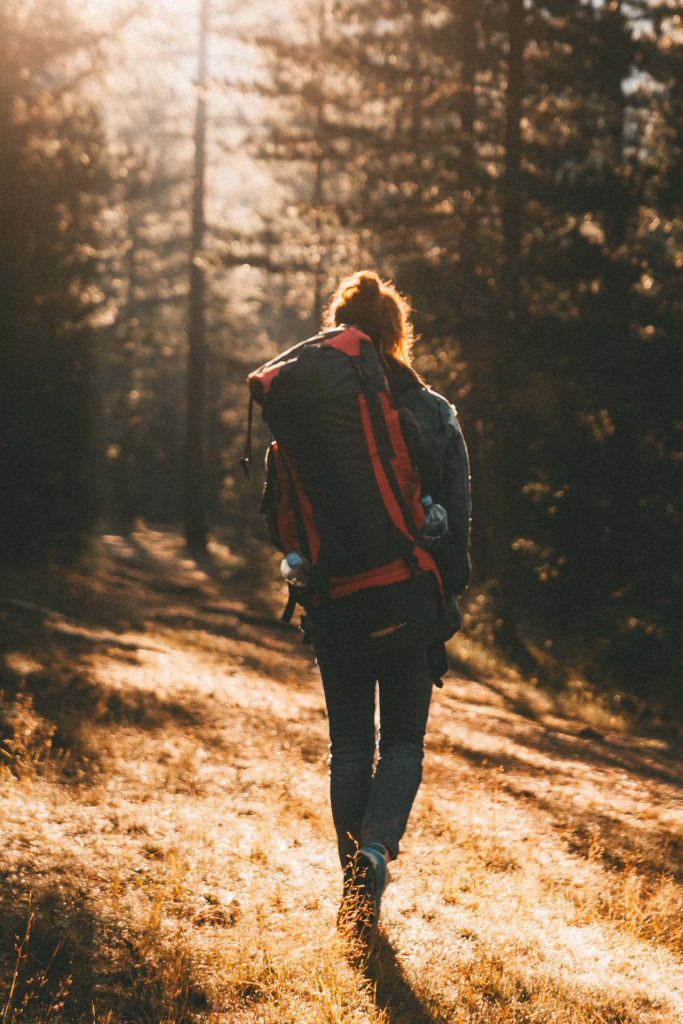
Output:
[1,0,680,714]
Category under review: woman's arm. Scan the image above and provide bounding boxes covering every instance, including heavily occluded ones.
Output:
[398,386,472,597]
[441,405,472,595]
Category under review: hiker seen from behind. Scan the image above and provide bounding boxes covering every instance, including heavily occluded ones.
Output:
[246,270,471,939]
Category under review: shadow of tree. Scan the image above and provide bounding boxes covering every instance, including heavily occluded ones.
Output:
[123,529,277,616]
[0,530,315,786]
[0,614,208,781]
[442,731,683,797]
[440,676,683,788]
[0,880,207,1024]
[0,884,100,1022]
[431,727,683,880]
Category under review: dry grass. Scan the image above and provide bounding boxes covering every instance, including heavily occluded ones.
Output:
[0,526,681,1023]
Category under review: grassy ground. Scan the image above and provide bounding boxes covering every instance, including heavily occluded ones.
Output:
[0,527,681,1023]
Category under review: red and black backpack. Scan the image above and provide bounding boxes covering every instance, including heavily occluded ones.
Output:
[244,325,447,654]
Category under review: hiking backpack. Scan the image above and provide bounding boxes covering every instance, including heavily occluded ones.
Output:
[243,325,447,655]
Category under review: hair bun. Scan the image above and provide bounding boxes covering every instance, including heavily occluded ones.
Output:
[356,272,381,300]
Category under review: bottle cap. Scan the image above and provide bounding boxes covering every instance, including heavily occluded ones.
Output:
[286,552,302,568]
[420,495,433,507]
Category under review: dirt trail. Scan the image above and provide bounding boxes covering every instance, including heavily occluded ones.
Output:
[1,529,682,1023]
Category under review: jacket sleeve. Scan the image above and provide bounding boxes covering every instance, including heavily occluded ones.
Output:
[440,403,472,595]
[398,406,442,498]
[400,386,472,597]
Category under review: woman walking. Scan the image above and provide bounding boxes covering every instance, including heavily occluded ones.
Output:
[311,271,471,932]
[249,269,471,936]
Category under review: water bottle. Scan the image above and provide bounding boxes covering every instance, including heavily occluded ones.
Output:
[418,495,448,549]
[280,551,313,587]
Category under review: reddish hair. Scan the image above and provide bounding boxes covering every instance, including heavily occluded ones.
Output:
[323,270,420,373]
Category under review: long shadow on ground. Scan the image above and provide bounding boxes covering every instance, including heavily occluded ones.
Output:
[357,928,660,1024]
[437,733,683,882]
[0,879,207,1024]
[360,932,449,1024]
[439,678,683,789]
[0,612,208,782]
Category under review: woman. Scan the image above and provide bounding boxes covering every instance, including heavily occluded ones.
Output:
[312,270,471,934]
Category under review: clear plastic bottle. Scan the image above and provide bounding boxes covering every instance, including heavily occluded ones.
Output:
[280,551,313,587]
[418,495,448,549]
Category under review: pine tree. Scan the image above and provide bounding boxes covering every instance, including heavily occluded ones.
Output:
[223,0,367,335]
[0,0,109,560]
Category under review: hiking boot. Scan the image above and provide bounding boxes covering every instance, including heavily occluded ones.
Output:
[337,843,388,938]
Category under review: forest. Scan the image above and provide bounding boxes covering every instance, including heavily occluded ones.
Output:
[3,0,679,712]
[1,2,682,1021]
[2,0,679,704]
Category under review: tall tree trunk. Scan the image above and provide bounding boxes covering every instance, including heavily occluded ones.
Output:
[491,0,529,660]
[184,0,210,556]
[456,0,491,580]
[601,0,636,594]
[311,0,328,329]
[503,0,524,346]
[458,0,477,309]
[114,210,140,534]
[311,149,325,328]
[408,0,423,151]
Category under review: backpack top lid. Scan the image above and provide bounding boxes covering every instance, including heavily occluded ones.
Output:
[247,326,385,409]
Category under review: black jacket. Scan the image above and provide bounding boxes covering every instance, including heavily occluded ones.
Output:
[384,357,472,598]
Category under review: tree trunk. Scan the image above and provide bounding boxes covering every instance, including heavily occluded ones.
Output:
[114,210,140,534]
[457,0,490,579]
[310,0,328,330]
[458,0,477,311]
[491,0,529,662]
[601,0,636,595]
[184,0,210,556]
[503,0,524,346]
[408,0,423,151]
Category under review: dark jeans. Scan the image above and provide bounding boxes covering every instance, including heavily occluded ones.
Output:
[312,634,434,869]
